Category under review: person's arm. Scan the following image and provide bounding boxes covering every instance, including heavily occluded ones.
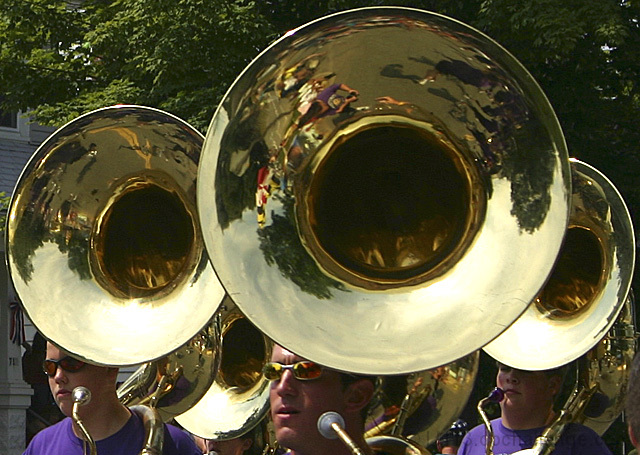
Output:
[338,84,359,97]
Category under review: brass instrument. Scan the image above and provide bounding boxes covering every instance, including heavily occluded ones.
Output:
[367,435,432,455]
[319,412,367,455]
[477,388,505,455]
[196,6,572,375]
[578,290,636,434]
[6,104,225,366]
[117,315,221,422]
[130,405,165,455]
[484,158,635,371]
[175,297,273,440]
[364,351,479,447]
[72,387,97,455]
[509,293,636,455]
[477,159,635,454]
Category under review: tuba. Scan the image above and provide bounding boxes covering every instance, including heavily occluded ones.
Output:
[196,6,572,376]
[117,315,221,422]
[6,105,227,455]
[6,104,225,366]
[364,351,479,447]
[175,296,273,441]
[579,290,636,434]
[484,158,636,371]
[195,6,581,454]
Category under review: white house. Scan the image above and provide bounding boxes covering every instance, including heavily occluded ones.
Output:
[1,108,55,455]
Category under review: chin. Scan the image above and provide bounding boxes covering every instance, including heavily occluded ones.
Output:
[58,404,73,418]
[276,428,308,452]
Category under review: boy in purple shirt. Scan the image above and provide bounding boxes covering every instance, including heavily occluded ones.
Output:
[23,342,200,455]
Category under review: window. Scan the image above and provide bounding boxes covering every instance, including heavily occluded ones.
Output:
[0,107,29,140]
[0,109,18,129]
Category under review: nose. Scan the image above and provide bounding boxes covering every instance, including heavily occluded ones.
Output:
[51,365,67,383]
[274,369,298,396]
[504,369,519,384]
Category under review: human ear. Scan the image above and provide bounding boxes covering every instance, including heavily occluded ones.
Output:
[106,366,120,383]
[241,437,253,452]
[344,379,375,414]
[630,424,639,448]
[548,375,562,396]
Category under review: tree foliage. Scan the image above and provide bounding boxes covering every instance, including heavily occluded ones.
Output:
[0,0,274,130]
[0,191,9,229]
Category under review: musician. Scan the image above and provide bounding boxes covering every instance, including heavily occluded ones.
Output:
[458,363,612,455]
[434,419,468,454]
[267,344,375,455]
[193,425,260,455]
[204,435,253,455]
[23,341,200,455]
[625,352,640,449]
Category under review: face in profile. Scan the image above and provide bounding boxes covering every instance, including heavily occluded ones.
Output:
[44,342,116,417]
[268,345,349,452]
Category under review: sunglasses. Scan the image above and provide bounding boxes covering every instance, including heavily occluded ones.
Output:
[263,361,323,381]
[42,356,87,377]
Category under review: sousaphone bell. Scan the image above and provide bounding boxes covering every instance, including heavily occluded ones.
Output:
[196,6,572,374]
[6,104,225,366]
[484,158,635,370]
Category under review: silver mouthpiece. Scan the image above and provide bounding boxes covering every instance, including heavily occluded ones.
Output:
[72,386,92,406]
[317,411,345,440]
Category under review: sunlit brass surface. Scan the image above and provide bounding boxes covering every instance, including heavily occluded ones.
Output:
[197,7,571,374]
[175,297,273,440]
[117,316,220,421]
[367,435,431,455]
[364,351,478,447]
[72,387,97,455]
[484,159,635,369]
[130,405,165,455]
[6,105,225,366]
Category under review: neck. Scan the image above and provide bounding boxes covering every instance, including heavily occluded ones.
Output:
[501,407,556,431]
[290,441,372,455]
[288,427,373,455]
[72,399,131,441]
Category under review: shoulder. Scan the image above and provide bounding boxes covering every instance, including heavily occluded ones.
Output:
[458,420,492,455]
[557,423,613,455]
[163,424,201,455]
[463,418,504,439]
[24,418,80,455]
[30,417,72,438]
[463,422,486,439]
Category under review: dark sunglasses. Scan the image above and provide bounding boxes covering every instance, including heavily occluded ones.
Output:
[42,356,86,377]
[263,361,323,381]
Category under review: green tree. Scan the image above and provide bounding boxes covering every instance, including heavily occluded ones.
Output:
[0,0,275,131]
[0,191,9,229]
